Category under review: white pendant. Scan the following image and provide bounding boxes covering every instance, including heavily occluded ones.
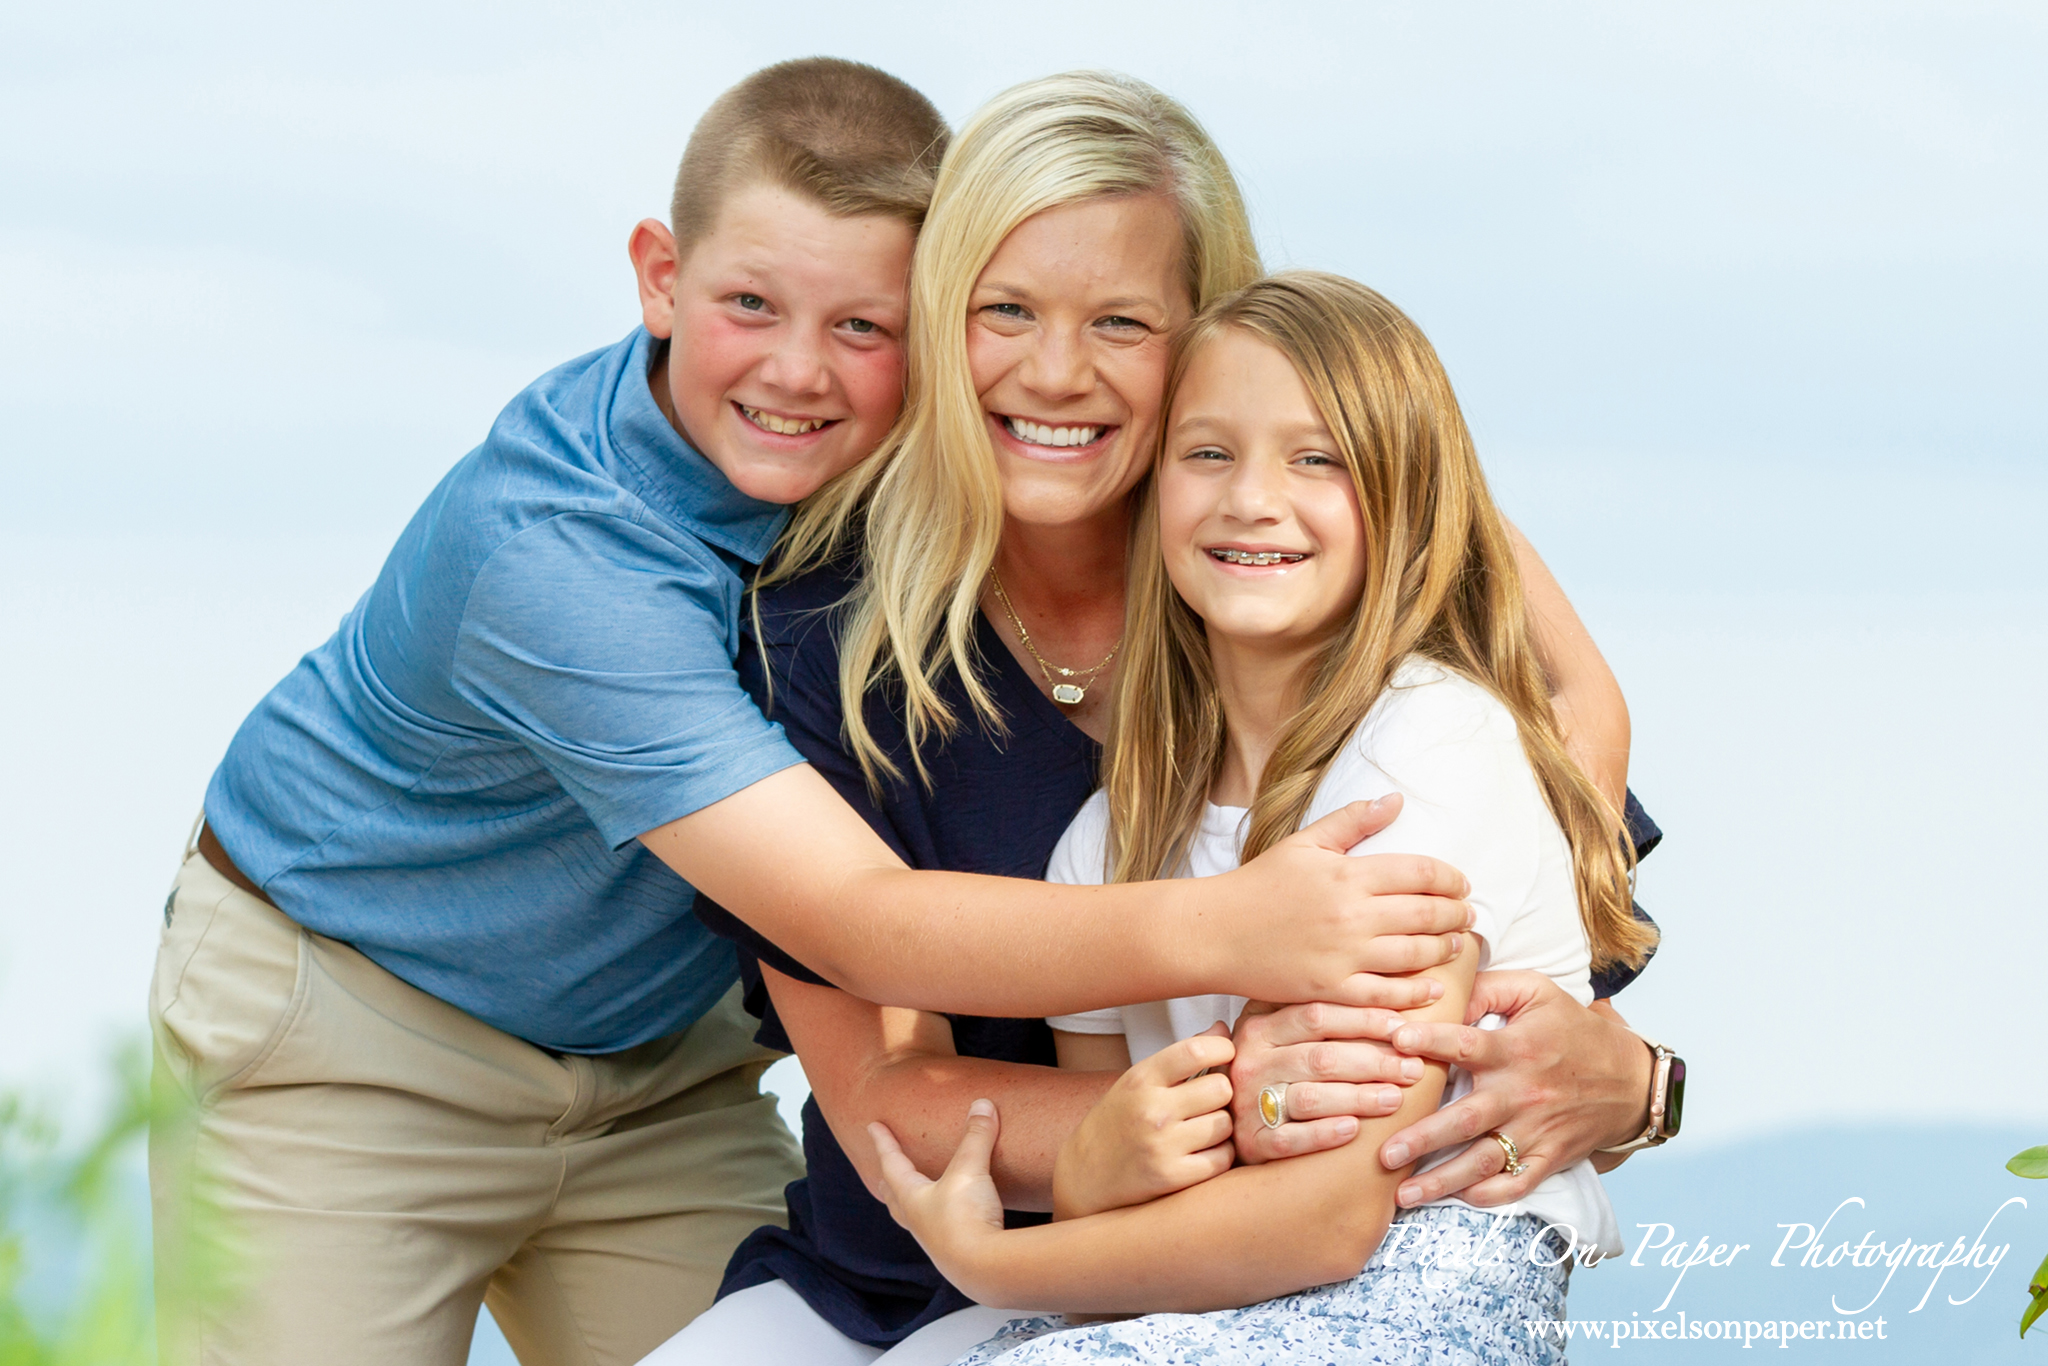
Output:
[1051,683,1086,705]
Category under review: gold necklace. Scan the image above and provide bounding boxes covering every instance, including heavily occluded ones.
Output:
[988,570,1122,706]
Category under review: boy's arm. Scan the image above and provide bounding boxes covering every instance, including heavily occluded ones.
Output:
[765,964,1114,1213]
[873,943,1479,1313]
[641,772,1468,1019]
[1506,519,1630,809]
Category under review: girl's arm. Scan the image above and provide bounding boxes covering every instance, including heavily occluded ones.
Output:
[872,942,1480,1313]
[1506,520,1630,810]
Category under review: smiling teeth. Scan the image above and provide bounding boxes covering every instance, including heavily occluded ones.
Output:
[1006,417,1104,448]
[742,405,828,436]
[1211,549,1305,565]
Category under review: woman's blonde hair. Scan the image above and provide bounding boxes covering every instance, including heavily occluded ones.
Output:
[1104,271,1655,973]
[766,70,1263,785]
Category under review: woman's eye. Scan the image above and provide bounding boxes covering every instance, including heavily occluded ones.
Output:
[1099,315,1145,331]
[735,293,766,312]
[985,303,1028,320]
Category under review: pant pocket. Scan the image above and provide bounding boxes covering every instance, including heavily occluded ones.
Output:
[154,858,308,1100]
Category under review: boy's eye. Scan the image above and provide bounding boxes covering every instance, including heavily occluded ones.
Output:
[735,294,766,311]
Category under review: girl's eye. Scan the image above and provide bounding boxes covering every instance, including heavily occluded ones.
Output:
[1186,446,1230,462]
[1297,452,1339,467]
[736,294,766,311]
[845,318,877,334]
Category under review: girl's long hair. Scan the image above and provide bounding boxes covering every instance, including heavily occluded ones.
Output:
[763,70,1263,786]
[1104,272,1655,973]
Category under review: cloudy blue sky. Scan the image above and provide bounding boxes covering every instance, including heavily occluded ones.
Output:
[3,2,2044,1358]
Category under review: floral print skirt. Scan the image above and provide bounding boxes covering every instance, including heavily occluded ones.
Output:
[944,1205,1572,1365]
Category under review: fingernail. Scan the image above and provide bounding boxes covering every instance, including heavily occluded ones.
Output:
[1393,1026,1416,1050]
[1425,980,1444,1001]
[1371,794,1395,810]
[1464,905,1476,927]
[1385,1141,1411,1167]
[1397,1182,1421,1205]
[1448,934,1461,957]
[1376,1086,1401,1109]
[1402,1058,1424,1081]
[970,1098,995,1118]
[1334,1116,1359,1137]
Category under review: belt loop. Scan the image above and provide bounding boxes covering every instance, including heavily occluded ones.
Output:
[184,809,205,862]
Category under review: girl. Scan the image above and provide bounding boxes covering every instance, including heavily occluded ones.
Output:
[869,271,1658,1364]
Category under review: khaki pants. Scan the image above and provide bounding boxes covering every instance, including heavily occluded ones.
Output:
[149,851,804,1366]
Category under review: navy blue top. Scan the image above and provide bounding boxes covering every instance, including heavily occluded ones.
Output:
[696,564,1662,1346]
[206,329,805,1052]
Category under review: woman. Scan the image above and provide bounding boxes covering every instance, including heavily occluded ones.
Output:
[656,71,1661,1366]
[872,270,1652,1363]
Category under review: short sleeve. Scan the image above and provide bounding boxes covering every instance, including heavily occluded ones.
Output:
[1044,794,1124,1035]
[1329,669,1563,967]
[451,513,803,848]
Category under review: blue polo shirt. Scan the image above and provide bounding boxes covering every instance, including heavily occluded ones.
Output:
[204,327,806,1053]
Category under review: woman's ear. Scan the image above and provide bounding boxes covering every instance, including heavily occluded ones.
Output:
[628,218,682,340]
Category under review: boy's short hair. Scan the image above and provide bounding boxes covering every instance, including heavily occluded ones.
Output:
[672,58,949,252]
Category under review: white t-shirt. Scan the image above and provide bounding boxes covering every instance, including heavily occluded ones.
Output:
[1046,657,1621,1258]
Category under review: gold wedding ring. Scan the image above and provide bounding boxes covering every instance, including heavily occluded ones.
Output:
[1489,1130,1528,1177]
[1257,1083,1288,1129]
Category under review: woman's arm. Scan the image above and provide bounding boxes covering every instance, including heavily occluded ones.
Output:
[767,964,1116,1212]
[1507,520,1630,810]
[872,943,1480,1313]
[645,771,1470,1018]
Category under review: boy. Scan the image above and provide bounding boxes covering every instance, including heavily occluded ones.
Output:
[153,58,944,1366]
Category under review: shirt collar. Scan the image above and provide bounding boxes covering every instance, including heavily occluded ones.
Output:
[605,328,789,565]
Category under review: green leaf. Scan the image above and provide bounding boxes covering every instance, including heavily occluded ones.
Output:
[2008,1146,2048,1179]
[2024,1288,2048,1339]
[2032,1249,2048,1298]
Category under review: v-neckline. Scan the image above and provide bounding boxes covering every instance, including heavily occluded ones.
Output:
[972,606,1099,758]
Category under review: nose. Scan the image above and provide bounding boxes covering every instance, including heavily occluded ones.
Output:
[1219,455,1287,525]
[756,326,833,399]
[1015,321,1094,403]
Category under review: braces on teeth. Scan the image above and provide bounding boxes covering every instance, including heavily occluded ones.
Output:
[1211,550,1305,565]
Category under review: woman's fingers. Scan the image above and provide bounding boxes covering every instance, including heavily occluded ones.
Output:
[1378,1085,1513,1174]
[1239,1114,1362,1162]
[1240,1001,1413,1049]
[1275,1081,1407,1121]
[1388,1019,1509,1070]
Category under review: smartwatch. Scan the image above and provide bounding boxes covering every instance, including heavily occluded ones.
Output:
[1596,1036,1685,1154]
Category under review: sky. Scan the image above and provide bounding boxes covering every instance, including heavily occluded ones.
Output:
[2,3,2046,1355]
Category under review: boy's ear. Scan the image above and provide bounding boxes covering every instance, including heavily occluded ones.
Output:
[628,219,683,340]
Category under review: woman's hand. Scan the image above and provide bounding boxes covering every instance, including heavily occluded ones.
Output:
[1375,971,1654,1206]
[1227,993,1434,1164]
[1053,1027,1237,1220]
[870,1101,1010,1304]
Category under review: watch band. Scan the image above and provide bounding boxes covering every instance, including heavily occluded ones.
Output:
[1595,1035,1685,1154]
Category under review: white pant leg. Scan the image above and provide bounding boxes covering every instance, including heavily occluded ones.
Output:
[638,1280,882,1366]
[875,1305,1062,1366]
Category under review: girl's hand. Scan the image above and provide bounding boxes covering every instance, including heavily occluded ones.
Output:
[1052,1026,1236,1220]
[869,1101,1008,1296]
